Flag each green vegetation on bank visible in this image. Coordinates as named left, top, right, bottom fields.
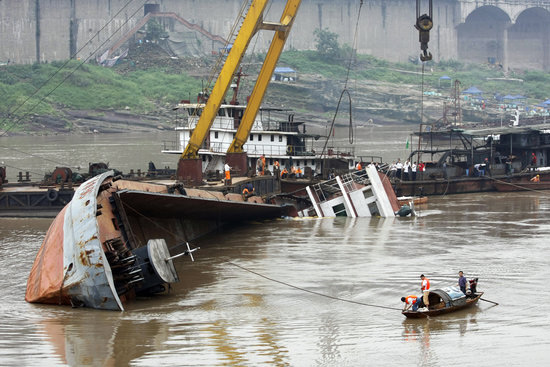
left=2, top=46, right=550, bottom=132
left=279, top=49, right=550, bottom=103
left=0, top=60, right=202, bottom=123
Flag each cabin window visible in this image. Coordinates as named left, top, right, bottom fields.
left=250, top=134, right=254, bottom=141
left=279, top=135, right=283, bottom=142
left=270, top=159, right=273, bottom=165
left=214, top=131, right=219, bottom=139
left=271, top=134, right=275, bottom=142
left=332, top=203, right=347, bottom=217
left=258, top=135, right=262, bottom=141
left=202, top=155, right=207, bottom=162
left=188, top=108, right=201, bottom=116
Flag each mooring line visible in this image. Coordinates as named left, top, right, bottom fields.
left=488, top=175, right=550, bottom=196
left=226, top=261, right=402, bottom=311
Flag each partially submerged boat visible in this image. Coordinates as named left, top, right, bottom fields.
left=288, top=165, right=410, bottom=218
left=402, top=279, right=482, bottom=319
left=25, top=171, right=288, bottom=310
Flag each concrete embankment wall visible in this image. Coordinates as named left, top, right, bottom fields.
left=0, top=0, right=450, bottom=65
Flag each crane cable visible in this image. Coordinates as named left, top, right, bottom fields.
left=0, top=0, right=146, bottom=138
left=227, top=261, right=402, bottom=311
left=321, top=0, right=363, bottom=158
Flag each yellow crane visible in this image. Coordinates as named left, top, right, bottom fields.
left=176, top=0, right=301, bottom=184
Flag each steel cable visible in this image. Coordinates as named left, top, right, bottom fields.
left=227, top=260, right=402, bottom=311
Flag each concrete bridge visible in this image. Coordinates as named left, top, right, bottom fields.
left=455, top=0, right=550, bottom=70
left=1, top=0, right=550, bottom=71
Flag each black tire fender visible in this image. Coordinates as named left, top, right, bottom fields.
left=47, top=188, right=59, bottom=202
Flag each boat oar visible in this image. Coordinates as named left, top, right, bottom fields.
left=480, top=298, right=499, bottom=306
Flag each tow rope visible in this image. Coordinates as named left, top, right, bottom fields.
left=227, top=261, right=402, bottom=311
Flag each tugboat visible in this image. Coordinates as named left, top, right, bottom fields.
left=162, top=90, right=356, bottom=181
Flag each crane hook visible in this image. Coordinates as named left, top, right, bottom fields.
left=415, top=0, right=433, bottom=62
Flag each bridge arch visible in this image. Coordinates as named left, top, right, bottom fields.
left=508, top=7, right=550, bottom=70
left=457, top=6, right=511, bottom=67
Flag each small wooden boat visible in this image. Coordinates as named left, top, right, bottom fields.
left=402, top=280, right=482, bottom=318
left=397, top=196, right=428, bottom=206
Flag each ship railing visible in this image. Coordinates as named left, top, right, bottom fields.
left=174, top=116, right=286, bottom=132
left=311, top=176, right=342, bottom=202
left=350, top=170, right=371, bottom=186
left=321, top=146, right=356, bottom=158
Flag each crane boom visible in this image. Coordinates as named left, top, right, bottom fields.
left=227, top=0, right=301, bottom=154
left=179, top=0, right=269, bottom=160
left=177, top=0, right=302, bottom=184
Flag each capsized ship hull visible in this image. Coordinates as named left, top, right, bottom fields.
left=25, top=171, right=288, bottom=310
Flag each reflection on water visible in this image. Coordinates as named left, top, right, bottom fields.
left=37, top=316, right=169, bottom=366
left=1, top=132, right=550, bottom=366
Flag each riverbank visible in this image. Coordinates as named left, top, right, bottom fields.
left=2, top=44, right=548, bottom=136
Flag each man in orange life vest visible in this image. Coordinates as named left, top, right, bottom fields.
left=401, top=295, right=421, bottom=311
left=420, top=274, right=430, bottom=307
left=224, top=162, right=231, bottom=184
left=242, top=183, right=254, bottom=200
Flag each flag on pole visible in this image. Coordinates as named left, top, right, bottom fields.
left=405, top=138, right=409, bottom=149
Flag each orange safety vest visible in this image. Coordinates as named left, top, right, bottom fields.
left=405, top=295, right=418, bottom=304
left=225, top=170, right=230, bottom=180
left=356, top=163, right=362, bottom=170
left=274, top=161, right=280, bottom=169
left=421, top=278, right=430, bottom=291
left=281, top=169, right=288, bottom=177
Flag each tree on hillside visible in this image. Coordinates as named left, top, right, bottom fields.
left=146, top=20, right=168, bottom=43
left=314, top=28, right=340, bottom=60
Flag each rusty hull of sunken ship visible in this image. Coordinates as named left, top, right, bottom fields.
left=25, top=171, right=289, bottom=311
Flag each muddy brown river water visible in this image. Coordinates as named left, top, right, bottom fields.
left=1, top=128, right=549, bottom=366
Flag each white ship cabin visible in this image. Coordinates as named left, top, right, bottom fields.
left=162, top=101, right=356, bottom=176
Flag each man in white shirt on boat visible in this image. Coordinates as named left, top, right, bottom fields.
left=396, top=159, right=403, bottom=179
left=403, top=160, right=411, bottom=181
left=224, top=162, right=231, bottom=184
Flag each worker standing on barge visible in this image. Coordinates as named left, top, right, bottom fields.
left=224, top=162, right=231, bottom=184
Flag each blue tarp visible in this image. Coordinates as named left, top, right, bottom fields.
left=504, top=94, right=526, bottom=100
left=430, top=286, right=467, bottom=307
left=274, top=67, right=296, bottom=73
left=462, top=86, right=483, bottom=94
left=439, top=75, right=451, bottom=80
